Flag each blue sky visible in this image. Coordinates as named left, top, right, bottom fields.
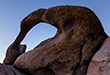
left=0, top=0, right=110, bottom=63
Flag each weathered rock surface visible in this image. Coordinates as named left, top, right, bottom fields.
left=87, top=37, right=110, bottom=75
left=11, top=6, right=107, bottom=75
left=0, top=63, right=26, bottom=75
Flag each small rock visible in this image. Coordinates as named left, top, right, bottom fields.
left=0, top=63, right=26, bottom=75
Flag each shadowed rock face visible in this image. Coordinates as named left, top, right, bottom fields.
left=4, top=6, right=107, bottom=75
left=3, top=44, right=26, bottom=65
left=0, top=64, right=26, bottom=75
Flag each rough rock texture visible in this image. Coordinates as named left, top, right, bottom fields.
left=0, top=63, right=26, bottom=75
left=87, top=37, right=110, bottom=75
left=10, top=6, right=107, bottom=75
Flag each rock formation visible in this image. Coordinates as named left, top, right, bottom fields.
left=87, top=37, right=110, bottom=75
left=3, top=6, right=108, bottom=75
left=0, top=63, right=26, bottom=75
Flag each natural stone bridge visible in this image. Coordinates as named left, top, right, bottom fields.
left=1, top=6, right=108, bottom=75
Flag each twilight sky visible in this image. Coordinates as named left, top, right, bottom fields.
left=0, top=0, right=110, bottom=63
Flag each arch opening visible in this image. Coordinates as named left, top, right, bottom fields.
left=21, top=23, right=57, bottom=51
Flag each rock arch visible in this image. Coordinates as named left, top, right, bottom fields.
left=4, top=6, right=107, bottom=75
